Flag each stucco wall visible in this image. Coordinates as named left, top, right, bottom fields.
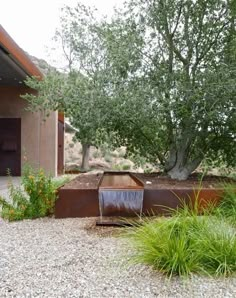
left=0, top=86, right=57, bottom=176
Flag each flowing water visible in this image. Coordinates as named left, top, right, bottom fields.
left=98, top=174, right=144, bottom=219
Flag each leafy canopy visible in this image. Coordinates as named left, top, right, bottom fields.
left=23, top=0, right=236, bottom=179
left=101, top=0, right=236, bottom=179
left=23, top=3, right=111, bottom=147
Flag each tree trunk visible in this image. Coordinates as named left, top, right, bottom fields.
left=81, top=143, right=90, bottom=171
left=165, top=148, right=202, bottom=180
left=167, top=166, right=192, bottom=180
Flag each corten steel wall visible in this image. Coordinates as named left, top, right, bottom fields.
left=55, top=187, right=223, bottom=218
left=56, top=189, right=100, bottom=218
left=0, top=86, right=58, bottom=176
left=55, top=173, right=224, bottom=218
left=142, top=188, right=223, bottom=215
left=57, top=119, right=64, bottom=174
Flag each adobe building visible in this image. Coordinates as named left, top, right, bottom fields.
left=0, top=25, right=64, bottom=176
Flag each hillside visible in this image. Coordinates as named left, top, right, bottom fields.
left=65, top=132, right=155, bottom=173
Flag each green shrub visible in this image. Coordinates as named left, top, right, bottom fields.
left=112, top=164, right=123, bottom=171
left=52, top=175, right=71, bottom=189
left=117, top=147, right=126, bottom=158
left=144, top=167, right=152, bottom=173
left=126, top=217, right=201, bottom=277
left=216, top=183, right=236, bottom=222
left=125, top=198, right=236, bottom=277
left=197, top=220, right=236, bottom=276
left=92, top=150, right=100, bottom=158
left=104, top=153, right=113, bottom=163
left=121, top=164, right=131, bottom=171
left=0, top=165, right=68, bottom=221
left=100, top=143, right=111, bottom=157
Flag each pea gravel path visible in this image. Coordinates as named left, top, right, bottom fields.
left=0, top=218, right=236, bottom=298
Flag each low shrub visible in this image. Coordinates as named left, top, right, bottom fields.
left=116, top=147, right=126, bottom=158
left=104, top=153, right=113, bottom=163
left=125, top=198, right=236, bottom=277
left=92, top=150, right=100, bottom=159
left=112, top=164, right=123, bottom=171
left=0, top=165, right=69, bottom=221
left=121, top=164, right=131, bottom=171
left=216, top=183, right=236, bottom=223
left=126, top=217, right=202, bottom=277
left=198, top=220, right=236, bottom=276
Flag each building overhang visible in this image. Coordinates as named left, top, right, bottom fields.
left=0, top=25, right=43, bottom=86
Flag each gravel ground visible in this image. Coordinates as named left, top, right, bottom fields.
left=0, top=217, right=236, bottom=298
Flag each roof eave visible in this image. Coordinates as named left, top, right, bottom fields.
left=0, top=25, right=44, bottom=80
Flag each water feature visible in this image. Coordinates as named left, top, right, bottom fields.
left=98, top=173, right=144, bottom=221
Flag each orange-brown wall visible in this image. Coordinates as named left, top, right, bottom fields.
left=0, top=86, right=57, bottom=176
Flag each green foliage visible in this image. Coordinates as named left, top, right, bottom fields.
left=201, top=157, right=236, bottom=177
left=111, top=163, right=131, bottom=171
left=100, top=143, right=111, bottom=157
left=102, top=0, right=236, bottom=179
left=23, top=71, right=67, bottom=116
left=129, top=153, right=147, bottom=169
left=144, top=167, right=153, bottom=174
left=111, top=164, right=123, bottom=171
left=23, top=0, right=236, bottom=180
left=52, top=175, right=71, bottom=189
left=117, top=149, right=126, bottom=159
left=92, top=149, right=100, bottom=159
left=198, top=220, right=236, bottom=276
left=23, top=3, right=112, bottom=170
left=104, top=153, right=113, bottom=163
left=216, top=184, right=236, bottom=223
left=0, top=166, right=68, bottom=221
left=230, top=172, right=236, bottom=179
left=121, top=164, right=131, bottom=171
left=125, top=192, right=236, bottom=277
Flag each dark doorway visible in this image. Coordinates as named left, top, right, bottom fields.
left=58, top=120, right=64, bottom=175
left=0, top=118, right=21, bottom=176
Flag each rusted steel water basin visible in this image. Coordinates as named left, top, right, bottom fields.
left=55, top=172, right=230, bottom=218
left=98, top=173, right=144, bottom=217
left=99, top=173, right=143, bottom=189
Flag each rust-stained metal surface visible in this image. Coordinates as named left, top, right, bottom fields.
left=142, top=188, right=223, bottom=215
left=99, top=172, right=144, bottom=217
left=100, top=173, right=143, bottom=190
left=57, top=120, right=64, bottom=175
left=55, top=189, right=100, bottom=218
left=55, top=172, right=227, bottom=218
left=0, top=25, right=43, bottom=80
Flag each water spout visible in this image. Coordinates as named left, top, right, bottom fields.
left=98, top=173, right=144, bottom=219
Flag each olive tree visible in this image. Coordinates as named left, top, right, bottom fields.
left=24, top=0, right=236, bottom=179
left=23, top=3, right=110, bottom=171
left=102, top=0, right=236, bottom=179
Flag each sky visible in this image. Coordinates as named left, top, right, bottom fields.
left=0, top=0, right=124, bottom=66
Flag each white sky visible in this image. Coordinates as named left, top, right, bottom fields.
left=0, top=0, right=124, bottom=66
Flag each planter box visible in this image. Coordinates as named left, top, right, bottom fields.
left=55, top=189, right=100, bottom=218
left=142, top=188, right=223, bottom=215
left=55, top=172, right=227, bottom=218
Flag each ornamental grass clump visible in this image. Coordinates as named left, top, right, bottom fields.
left=125, top=197, right=236, bottom=278
left=216, top=183, right=236, bottom=223
left=127, top=216, right=203, bottom=277
left=0, top=165, right=67, bottom=221
left=197, top=219, right=236, bottom=276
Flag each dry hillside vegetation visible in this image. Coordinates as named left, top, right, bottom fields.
left=65, top=132, right=155, bottom=173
